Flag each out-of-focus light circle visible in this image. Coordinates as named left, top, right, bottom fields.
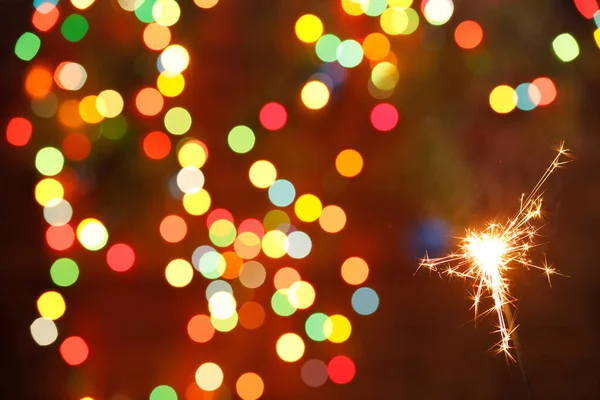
left=274, top=267, right=301, bottom=290
left=209, top=219, right=237, bottom=247
left=160, top=214, right=187, bottom=243
left=552, top=33, right=579, bottom=62
left=71, top=0, right=95, bottom=10
left=262, top=230, right=287, bottom=258
left=236, top=372, right=264, bottom=400
left=177, top=166, right=204, bottom=194
left=35, top=147, right=64, bottom=176
left=362, top=32, right=390, bottom=61
left=96, top=89, right=124, bottom=118
left=79, top=95, right=103, bottom=124
left=37, top=291, right=65, bottom=320
left=164, top=107, right=191, bottom=135
left=454, top=20, right=483, bottom=49
left=194, top=0, right=219, bottom=8
left=318, top=205, right=347, bottom=233
left=26, top=66, right=53, bottom=99
left=33, top=5, right=60, bottom=32
left=46, top=224, right=75, bottom=251
left=336, top=39, right=364, bottom=68
left=209, top=291, right=236, bottom=319
left=15, top=32, right=41, bottom=61
left=106, top=243, right=135, bottom=272
left=276, top=333, right=305, bottom=362
left=271, top=289, right=296, bottom=316
left=341, top=256, right=369, bottom=285
left=249, top=160, right=277, bottom=189
left=50, top=258, right=79, bottom=287
left=301, top=81, right=330, bottom=110
left=60, top=336, right=89, bottom=365
left=361, top=0, right=387, bottom=16
left=371, top=62, right=399, bottom=90
left=238, top=301, right=265, bottom=329
left=150, top=385, right=177, bottom=400
left=205, top=280, right=233, bottom=301
left=286, top=231, right=312, bottom=259
left=144, top=22, right=171, bottom=51
left=515, top=83, right=540, bottom=111
left=188, top=314, right=215, bottom=343
left=324, top=314, right=352, bottom=343
left=61, top=14, right=89, bottom=42
left=178, top=140, right=208, bottom=168
left=35, top=178, right=64, bottom=206
left=234, top=231, right=261, bottom=259
left=268, top=179, right=296, bottom=207
left=370, top=103, right=399, bottom=131
left=294, top=194, right=322, bottom=222
left=55, top=62, right=87, bottom=91
left=288, top=281, right=315, bottom=309
left=239, top=261, right=266, bottom=289
left=198, top=251, right=226, bottom=279
left=183, top=188, right=211, bottom=216
left=195, top=362, right=223, bottom=391
left=380, top=7, right=409, bottom=35
left=424, top=0, right=454, bottom=26
left=263, top=209, right=290, bottom=233
left=143, top=131, right=171, bottom=160
left=211, top=311, right=238, bottom=332
left=531, top=77, right=557, bottom=106
left=295, top=14, right=323, bottom=43
left=62, top=133, right=90, bottom=161
left=76, top=218, right=108, bottom=251
left=301, top=359, right=328, bottom=387
left=44, top=199, right=73, bottom=226
left=305, top=312, right=328, bottom=342
left=30, top=317, right=58, bottom=346
left=328, top=355, right=356, bottom=384
left=160, top=44, right=190, bottom=74
left=228, top=125, right=255, bottom=154
left=489, top=85, right=516, bottom=114
left=335, top=149, right=363, bottom=177
left=6, top=117, right=32, bottom=146
left=352, top=287, right=380, bottom=315
left=136, top=87, right=164, bottom=116
left=315, top=34, right=341, bottom=62
left=259, top=102, right=287, bottom=131
left=152, top=0, right=180, bottom=27
left=165, top=259, right=193, bottom=287
left=341, top=0, right=363, bottom=16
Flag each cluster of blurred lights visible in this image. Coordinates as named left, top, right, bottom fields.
left=489, top=77, right=557, bottom=114
left=12, top=0, right=386, bottom=398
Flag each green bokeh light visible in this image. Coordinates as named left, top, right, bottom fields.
left=336, top=39, right=364, bottom=68
left=15, top=32, right=41, bottom=61
left=305, top=312, right=328, bottom=342
left=149, top=385, right=177, bottom=400
left=164, top=107, right=192, bottom=135
left=271, top=290, right=296, bottom=317
left=227, top=125, right=255, bottom=154
left=61, top=14, right=89, bottom=43
left=315, top=34, right=341, bottom=63
left=50, top=258, right=79, bottom=287
left=35, top=147, right=64, bottom=177
left=552, top=33, right=579, bottom=62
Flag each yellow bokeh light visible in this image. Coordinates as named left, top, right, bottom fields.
left=76, top=218, right=109, bottom=251
left=295, top=14, right=323, bottom=43
left=324, top=314, right=352, bottom=343
left=96, top=89, right=124, bottom=118
left=35, top=178, right=64, bottom=206
left=71, top=0, right=95, bottom=10
left=372, top=61, right=399, bottom=91
left=287, top=281, right=315, bottom=310
left=161, top=44, right=190, bottom=75
left=194, top=0, right=219, bottom=8
left=178, top=141, right=208, bottom=168
left=157, top=72, right=185, bottom=97
left=153, top=0, right=181, bottom=27
left=341, top=0, right=363, bottom=16
left=276, top=333, right=305, bottom=362
left=195, top=362, right=224, bottom=392
left=79, top=95, right=104, bottom=124
left=262, top=230, right=287, bottom=258
left=318, top=205, right=347, bottom=233
left=380, top=7, right=409, bottom=35
left=183, top=189, right=211, bottom=216
left=37, top=291, right=66, bottom=320
left=294, top=194, right=322, bottom=222
left=489, top=85, right=517, bottom=114
left=335, top=149, right=364, bottom=178
left=165, top=259, right=194, bottom=287
left=388, top=0, right=413, bottom=8
left=301, top=81, right=330, bottom=110
left=209, top=291, right=237, bottom=320
left=249, top=160, right=277, bottom=189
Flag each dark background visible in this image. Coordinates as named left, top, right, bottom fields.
left=2, top=0, right=600, bottom=399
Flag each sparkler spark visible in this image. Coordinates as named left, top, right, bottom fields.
left=420, top=144, right=569, bottom=358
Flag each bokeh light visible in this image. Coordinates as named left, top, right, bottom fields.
left=276, top=333, right=305, bottom=362
left=259, top=102, right=287, bottom=131
left=301, top=80, right=330, bottom=110
left=165, top=259, right=194, bottom=287
left=249, top=160, right=277, bottom=189
left=76, top=218, right=109, bottom=251
left=335, top=149, right=363, bottom=177
left=50, top=258, right=79, bottom=287
left=106, top=243, right=135, bottom=272
left=454, top=20, right=483, bottom=49
left=294, top=194, right=322, bottom=222
left=327, top=355, right=356, bottom=384
left=489, top=85, right=517, bottom=114
left=236, top=372, right=264, bottom=400
left=324, top=314, right=352, bottom=343
left=60, top=336, right=89, bottom=365
left=352, top=287, right=380, bottom=315
left=295, top=14, right=323, bottom=43
left=195, top=362, right=224, bottom=391
left=30, top=317, right=58, bottom=346
left=552, top=33, right=579, bottom=62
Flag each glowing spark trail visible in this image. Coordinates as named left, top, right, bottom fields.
left=420, top=144, right=569, bottom=359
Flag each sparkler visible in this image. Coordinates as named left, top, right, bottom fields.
left=420, top=144, right=569, bottom=360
